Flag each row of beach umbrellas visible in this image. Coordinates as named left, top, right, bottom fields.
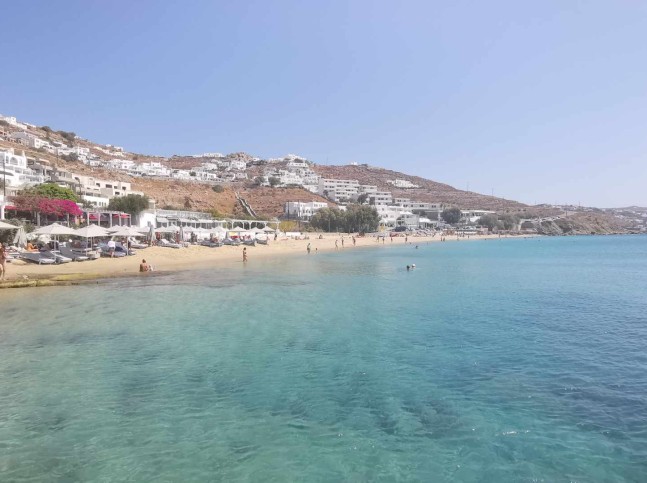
left=0, top=221, right=277, bottom=245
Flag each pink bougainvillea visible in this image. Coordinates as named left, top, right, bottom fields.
left=38, top=198, right=83, bottom=217
left=11, top=195, right=82, bottom=217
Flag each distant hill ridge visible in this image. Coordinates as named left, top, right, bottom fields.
left=0, top=114, right=531, bottom=212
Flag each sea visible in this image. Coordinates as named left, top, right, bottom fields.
left=1, top=235, right=646, bottom=482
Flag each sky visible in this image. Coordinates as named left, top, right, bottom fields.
left=2, top=1, right=646, bottom=207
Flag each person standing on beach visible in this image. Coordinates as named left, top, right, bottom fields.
left=107, top=239, right=116, bottom=258
left=307, top=243, right=311, bottom=254
left=335, top=240, right=339, bottom=250
left=243, top=247, right=248, bottom=263
left=352, top=236, right=356, bottom=246
left=0, top=243, right=8, bottom=281
left=341, top=238, right=344, bottom=248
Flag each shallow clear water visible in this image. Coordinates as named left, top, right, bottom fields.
left=1, top=235, right=647, bottom=481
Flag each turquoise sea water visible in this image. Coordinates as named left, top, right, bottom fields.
left=1, top=235, right=647, bottom=482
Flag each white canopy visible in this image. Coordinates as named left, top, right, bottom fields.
left=110, top=226, right=145, bottom=237
left=13, top=226, right=27, bottom=247
left=155, top=225, right=179, bottom=233
left=33, top=223, right=78, bottom=236
left=0, top=220, right=17, bottom=230
left=75, top=225, right=110, bottom=238
left=262, top=226, right=275, bottom=232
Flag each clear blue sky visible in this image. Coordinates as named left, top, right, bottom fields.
left=2, top=1, right=646, bottom=207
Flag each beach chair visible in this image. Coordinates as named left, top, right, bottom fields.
left=41, top=250, right=73, bottom=264
left=20, top=252, right=57, bottom=265
left=59, top=246, right=90, bottom=262
left=159, top=239, right=182, bottom=249
left=98, top=243, right=127, bottom=257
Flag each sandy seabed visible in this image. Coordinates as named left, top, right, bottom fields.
left=0, top=233, right=511, bottom=290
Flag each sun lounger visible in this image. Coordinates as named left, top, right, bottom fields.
left=256, top=238, right=268, bottom=245
left=199, top=240, right=223, bottom=248
left=20, top=252, right=57, bottom=265
left=242, top=239, right=256, bottom=246
left=97, top=243, right=128, bottom=257
left=59, top=246, right=90, bottom=262
left=159, top=239, right=182, bottom=249
left=41, top=250, right=73, bottom=264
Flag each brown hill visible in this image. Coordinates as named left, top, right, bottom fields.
left=312, top=164, right=526, bottom=211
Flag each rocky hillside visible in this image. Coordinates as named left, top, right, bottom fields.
left=0, top=118, right=636, bottom=232
left=311, top=164, right=526, bottom=211
left=534, top=213, right=631, bottom=235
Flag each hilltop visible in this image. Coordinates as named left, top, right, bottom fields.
left=1, top=115, right=641, bottom=233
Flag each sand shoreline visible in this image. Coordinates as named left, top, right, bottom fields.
left=0, top=233, right=520, bottom=290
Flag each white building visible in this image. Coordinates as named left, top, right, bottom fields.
left=388, top=179, right=419, bottom=189
left=359, top=185, right=378, bottom=195
left=9, top=131, right=53, bottom=150
left=369, top=191, right=393, bottom=206
left=223, top=160, right=247, bottom=171
left=133, top=161, right=170, bottom=177
left=0, top=115, right=28, bottom=130
left=318, top=178, right=360, bottom=203
left=171, top=169, right=192, bottom=180
left=0, top=148, right=47, bottom=188
left=106, top=159, right=137, bottom=171
left=461, top=209, right=495, bottom=223
left=284, top=201, right=328, bottom=220
left=374, top=205, right=410, bottom=227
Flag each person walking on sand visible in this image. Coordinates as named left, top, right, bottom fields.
left=107, top=239, right=116, bottom=258
left=335, top=240, right=339, bottom=250
left=352, top=236, right=356, bottom=246
left=341, top=238, right=344, bottom=248
left=0, top=243, right=8, bottom=281
left=307, top=243, right=311, bottom=254
left=243, top=247, right=248, bottom=263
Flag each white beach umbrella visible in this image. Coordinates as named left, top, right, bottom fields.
left=33, top=223, right=78, bottom=236
left=75, top=225, right=110, bottom=238
left=262, top=226, right=275, bottom=232
left=110, top=226, right=145, bottom=237
left=0, top=220, right=17, bottom=230
left=12, top=226, right=27, bottom=248
left=155, top=225, right=178, bottom=234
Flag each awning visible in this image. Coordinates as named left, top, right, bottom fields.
left=156, top=217, right=168, bottom=223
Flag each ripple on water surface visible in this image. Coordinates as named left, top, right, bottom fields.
left=1, top=235, right=647, bottom=481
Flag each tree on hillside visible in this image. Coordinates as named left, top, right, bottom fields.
left=441, top=207, right=462, bottom=224
left=108, top=194, right=150, bottom=217
left=347, top=205, right=380, bottom=232
left=310, top=206, right=379, bottom=233
left=356, top=193, right=369, bottom=205
left=60, top=153, right=79, bottom=162
left=310, top=207, right=343, bottom=232
left=212, top=185, right=224, bottom=193
left=499, top=214, right=520, bottom=230
left=28, top=183, right=79, bottom=202
left=477, top=214, right=501, bottom=231
left=268, top=176, right=280, bottom=187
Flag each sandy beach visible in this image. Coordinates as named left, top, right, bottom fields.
left=0, top=233, right=512, bottom=289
